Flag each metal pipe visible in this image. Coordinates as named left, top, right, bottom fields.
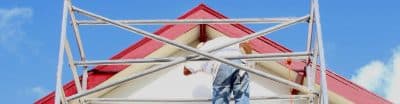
left=76, top=17, right=306, bottom=25
left=246, top=56, right=308, bottom=62
left=67, top=0, right=89, bottom=91
left=68, top=2, right=87, bottom=60
left=313, top=0, right=329, bottom=103
left=64, top=38, right=83, bottom=92
left=310, top=36, right=319, bottom=93
left=85, top=95, right=310, bottom=102
left=60, top=87, right=67, bottom=104
left=67, top=6, right=309, bottom=101
left=306, top=0, right=316, bottom=91
left=306, top=0, right=315, bottom=53
left=82, top=68, right=89, bottom=91
left=75, top=52, right=311, bottom=66
left=55, top=0, right=69, bottom=103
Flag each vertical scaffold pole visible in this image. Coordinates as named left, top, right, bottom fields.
left=306, top=0, right=315, bottom=90
left=55, top=0, right=69, bottom=103
left=306, top=0, right=317, bottom=103
left=313, top=0, right=329, bottom=103
left=67, top=0, right=90, bottom=91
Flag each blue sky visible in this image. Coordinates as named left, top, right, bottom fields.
left=1, top=0, right=399, bottom=103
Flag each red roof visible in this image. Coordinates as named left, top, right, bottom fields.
left=35, top=4, right=391, bottom=104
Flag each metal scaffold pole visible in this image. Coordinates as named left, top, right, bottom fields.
left=85, top=95, right=312, bottom=103
left=66, top=0, right=90, bottom=91
left=75, top=52, right=311, bottom=66
left=55, top=0, right=69, bottom=103
left=76, top=17, right=305, bottom=25
left=313, top=0, right=329, bottom=103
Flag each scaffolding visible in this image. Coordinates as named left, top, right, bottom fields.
left=54, top=0, right=329, bottom=104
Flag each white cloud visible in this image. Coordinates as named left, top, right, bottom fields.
left=0, top=7, right=40, bottom=59
left=384, top=48, right=400, bottom=103
left=351, top=46, right=400, bottom=103
left=350, top=61, right=386, bottom=91
left=30, top=86, right=50, bottom=97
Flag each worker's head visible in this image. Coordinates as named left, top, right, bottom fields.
left=239, top=42, right=252, bottom=54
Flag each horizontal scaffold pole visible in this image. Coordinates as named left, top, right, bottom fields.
left=77, top=17, right=307, bottom=25
left=85, top=95, right=311, bottom=103
left=75, top=52, right=311, bottom=66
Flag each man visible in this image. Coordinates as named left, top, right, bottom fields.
left=183, top=36, right=253, bottom=104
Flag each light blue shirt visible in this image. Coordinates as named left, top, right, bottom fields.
left=185, top=37, right=247, bottom=77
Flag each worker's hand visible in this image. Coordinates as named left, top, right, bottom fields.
left=183, top=66, right=192, bottom=76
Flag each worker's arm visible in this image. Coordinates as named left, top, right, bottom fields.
left=183, top=61, right=217, bottom=76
